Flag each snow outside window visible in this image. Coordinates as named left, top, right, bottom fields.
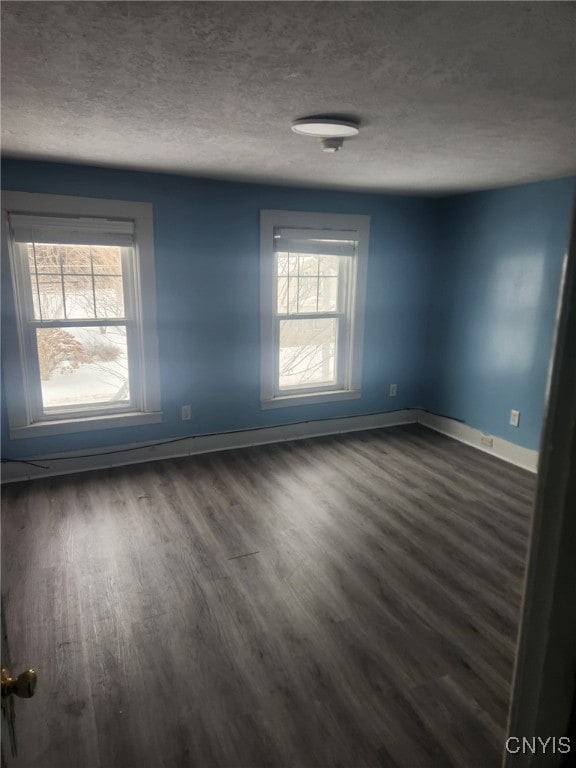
left=3, top=194, right=161, bottom=437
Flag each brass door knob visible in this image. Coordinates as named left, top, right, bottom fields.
left=1, top=667, right=37, bottom=698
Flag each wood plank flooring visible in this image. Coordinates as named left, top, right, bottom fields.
left=1, top=424, right=535, bottom=768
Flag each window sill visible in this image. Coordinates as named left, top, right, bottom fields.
left=260, top=390, right=361, bottom=409
left=10, top=411, right=163, bottom=439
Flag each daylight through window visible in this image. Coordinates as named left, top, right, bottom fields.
left=8, top=214, right=140, bottom=421
left=260, top=211, right=369, bottom=408
left=26, top=242, right=131, bottom=412
left=274, top=229, right=357, bottom=392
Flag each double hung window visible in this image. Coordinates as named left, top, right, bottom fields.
left=3, top=193, right=161, bottom=437
left=260, top=211, right=369, bottom=408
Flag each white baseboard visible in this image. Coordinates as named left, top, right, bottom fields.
left=1, top=410, right=415, bottom=483
left=0, top=408, right=539, bottom=483
left=416, top=410, right=539, bottom=473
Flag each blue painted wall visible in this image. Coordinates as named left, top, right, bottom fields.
left=422, top=178, right=575, bottom=450
left=2, top=162, right=573, bottom=460
left=1, top=160, right=435, bottom=459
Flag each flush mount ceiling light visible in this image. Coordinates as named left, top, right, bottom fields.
left=291, top=118, right=360, bottom=153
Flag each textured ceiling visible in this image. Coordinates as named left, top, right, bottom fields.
left=2, top=1, right=575, bottom=194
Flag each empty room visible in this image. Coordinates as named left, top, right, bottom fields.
left=1, top=2, right=575, bottom=767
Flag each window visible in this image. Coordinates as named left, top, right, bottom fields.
left=260, top=210, right=369, bottom=408
left=3, top=192, right=161, bottom=437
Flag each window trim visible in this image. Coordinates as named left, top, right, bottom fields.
left=2, top=192, right=162, bottom=438
left=260, top=210, right=369, bottom=409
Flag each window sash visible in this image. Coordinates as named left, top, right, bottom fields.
left=274, top=313, right=348, bottom=396
left=275, top=251, right=350, bottom=312
left=12, top=242, right=142, bottom=422
left=39, top=362, right=134, bottom=422
left=23, top=242, right=128, bottom=323
left=273, top=247, right=352, bottom=396
left=19, top=321, right=138, bottom=422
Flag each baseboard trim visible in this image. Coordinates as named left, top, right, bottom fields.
left=1, top=408, right=539, bottom=483
left=1, top=410, right=415, bottom=483
left=415, top=410, right=539, bottom=473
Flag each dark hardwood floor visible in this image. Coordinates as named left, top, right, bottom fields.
left=1, top=424, right=535, bottom=768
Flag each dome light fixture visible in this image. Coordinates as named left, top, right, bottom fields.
left=291, top=117, right=360, bottom=153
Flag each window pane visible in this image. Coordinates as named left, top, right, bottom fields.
left=279, top=318, right=337, bottom=389
left=94, top=276, right=125, bottom=318
left=92, top=246, right=122, bottom=275
left=298, top=254, right=318, bottom=276
left=24, top=243, right=126, bottom=321
left=318, top=255, right=339, bottom=277
left=297, top=277, right=318, bottom=312
left=64, top=276, right=96, bottom=318
left=37, top=275, right=65, bottom=320
left=28, top=244, right=59, bottom=273
left=60, top=246, right=92, bottom=274
left=277, top=253, right=289, bottom=277
left=318, top=276, right=338, bottom=312
left=287, top=277, right=298, bottom=313
left=36, top=326, right=130, bottom=411
left=277, top=277, right=288, bottom=314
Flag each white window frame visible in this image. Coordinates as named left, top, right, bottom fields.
left=2, top=192, right=162, bottom=438
left=260, top=210, right=369, bottom=409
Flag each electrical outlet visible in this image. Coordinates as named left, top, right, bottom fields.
left=480, top=435, right=494, bottom=447
left=389, top=383, right=397, bottom=397
left=510, top=409, right=520, bottom=427
left=181, top=405, right=191, bottom=421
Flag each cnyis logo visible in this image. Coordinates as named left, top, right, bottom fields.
left=506, top=736, right=571, bottom=755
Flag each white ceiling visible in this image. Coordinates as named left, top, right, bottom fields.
left=2, top=1, right=575, bottom=194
